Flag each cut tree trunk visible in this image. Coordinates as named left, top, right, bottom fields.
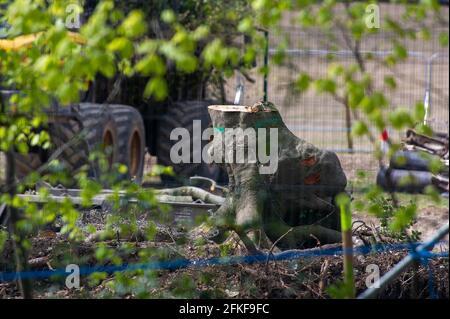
left=204, top=102, right=347, bottom=250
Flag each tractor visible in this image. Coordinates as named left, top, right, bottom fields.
left=0, top=0, right=260, bottom=186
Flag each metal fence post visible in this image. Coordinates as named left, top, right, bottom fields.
left=357, top=223, right=449, bottom=299
left=423, top=53, right=440, bottom=125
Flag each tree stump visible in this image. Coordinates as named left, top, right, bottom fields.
left=206, top=102, right=347, bottom=250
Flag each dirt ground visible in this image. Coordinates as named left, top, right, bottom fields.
left=0, top=205, right=448, bottom=299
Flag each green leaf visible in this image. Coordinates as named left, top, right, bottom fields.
left=99, top=61, right=116, bottom=78
left=428, top=157, right=443, bottom=175
left=420, top=0, right=440, bottom=10
left=143, top=77, right=168, bottom=101
left=358, top=96, right=373, bottom=113
left=161, top=10, right=176, bottom=24
left=252, top=0, right=270, bottom=11
left=202, top=39, right=226, bottom=68
left=328, top=280, right=355, bottom=299
left=119, top=10, right=146, bottom=38
left=348, top=85, right=365, bottom=109
left=414, top=102, right=426, bottom=122
left=439, top=32, right=449, bottom=47
left=418, top=28, right=431, bottom=41
left=88, top=272, right=108, bottom=286
left=328, top=63, right=344, bottom=78
left=384, top=75, right=397, bottom=89
left=390, top=203, right=417, bottom=233
left=388, top=109, right=414, bottom=129
left=415, top=123, right=433, bottom=137
left=86, top=224, right=97, bottom=234
left=118, top=164, right=128, bottom=174
left=393, top=43, right=408, bottom=60
left=352, top=121, right=368, bottom=137
left=317, top=6, right=332, bottom=25
left=176, top=55, right=198, bottom=73
left=107, top=37, right=134, bottom=59
left=135, top=54, right=166, bottom=76
left=372, top=92, right=387, bottom=109
left=314, top=79, right=336, bottom=95
left=296, top=73, right=311, bottom=92
left=238, top=17, right=254, bottom=33
left=30, top=134, right=40, bottom=146
left=34, top=55, right=53, bottom=73
left=137, top=40, right=158, bottom=55
left=192, top=26, right=210, bottom=41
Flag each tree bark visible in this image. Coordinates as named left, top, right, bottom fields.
left=204, top=102, right=347, bottom=250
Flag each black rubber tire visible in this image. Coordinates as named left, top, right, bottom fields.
left=47, top=114, right=90, bottom=175
left=156, top=100, right=228, bottom=184
left=13, top=104, right=120, bottom=184
left=110, top=105, right=146, bottom=184
left=14, top=152, right=43, bottom=180
left=49, top=103, right=119, bottom=180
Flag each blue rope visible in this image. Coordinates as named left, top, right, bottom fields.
left=409, top=246, right=447, bottom=299
left=0, top=241, right=447, bottom=284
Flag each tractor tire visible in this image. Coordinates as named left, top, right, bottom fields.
left=110, top=105, right=146, bottom=184
left=156, top=100, right=228, bottom=184
left=14, top=104, right=118, bottom=184
left=14, top=152, right=43, bottom=180
left=49, top=103, right=119, bottom=180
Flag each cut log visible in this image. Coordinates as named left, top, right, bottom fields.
left=204, top=102, right=347, bottom=250
left=155, top=186, right=225, bottom=205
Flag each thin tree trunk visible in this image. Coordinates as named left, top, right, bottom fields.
left=344, top=103, right=354, bottom=152
left=6, top=151, right=33, bottom=299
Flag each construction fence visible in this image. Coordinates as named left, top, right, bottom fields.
left=226, top=14, right=449, bottom=156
